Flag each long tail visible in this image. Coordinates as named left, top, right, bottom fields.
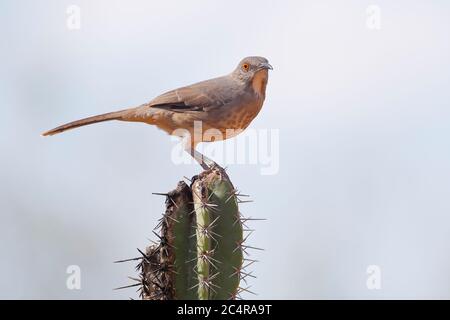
left=42, top=109, right=133, bottom=136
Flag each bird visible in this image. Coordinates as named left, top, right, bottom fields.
left=42, top=56, right=272, bottom=169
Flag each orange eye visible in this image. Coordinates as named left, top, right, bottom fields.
left=242, top=63, right=249, bottom=71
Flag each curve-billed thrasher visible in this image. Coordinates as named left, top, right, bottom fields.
left=43, top=56, right=272, bottom=169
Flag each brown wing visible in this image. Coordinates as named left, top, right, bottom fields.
left=147, top=76, right=237, bottom=113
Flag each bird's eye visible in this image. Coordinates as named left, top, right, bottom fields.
left=242, top=63, right=250, bottom=72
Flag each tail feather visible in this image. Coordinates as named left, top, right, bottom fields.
left=42, top=109, right=129, bottom=136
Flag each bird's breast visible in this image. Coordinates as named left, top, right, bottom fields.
left=207, top=98, right=263, bottom=140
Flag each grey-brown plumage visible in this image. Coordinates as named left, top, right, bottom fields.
left=42, top=56, right=272, bottom=168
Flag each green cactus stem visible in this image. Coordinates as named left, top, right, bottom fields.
left=135, top=166, right=249, bottom=300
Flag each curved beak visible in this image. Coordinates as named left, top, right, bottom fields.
left=259, top=62, right=273, bottom=70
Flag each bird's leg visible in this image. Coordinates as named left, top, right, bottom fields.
left=183, top=140, right=218, bottom=170
left=185, top=147, right=218, bottom=170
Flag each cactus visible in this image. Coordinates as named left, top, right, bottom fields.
left=119, top=166, right=258, bottom=300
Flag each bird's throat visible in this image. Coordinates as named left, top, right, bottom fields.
left=251, top=70, right=268, bottom=99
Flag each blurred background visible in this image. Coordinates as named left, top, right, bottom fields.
left=1, top=0, right=450, bottom=299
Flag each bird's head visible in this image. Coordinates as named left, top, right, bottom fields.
left=233, top=56, right=273, bottom=97
left=233, top=56, right=273, bottom=79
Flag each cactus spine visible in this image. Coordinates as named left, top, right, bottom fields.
left=131, top=166, right=250, bottom=300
